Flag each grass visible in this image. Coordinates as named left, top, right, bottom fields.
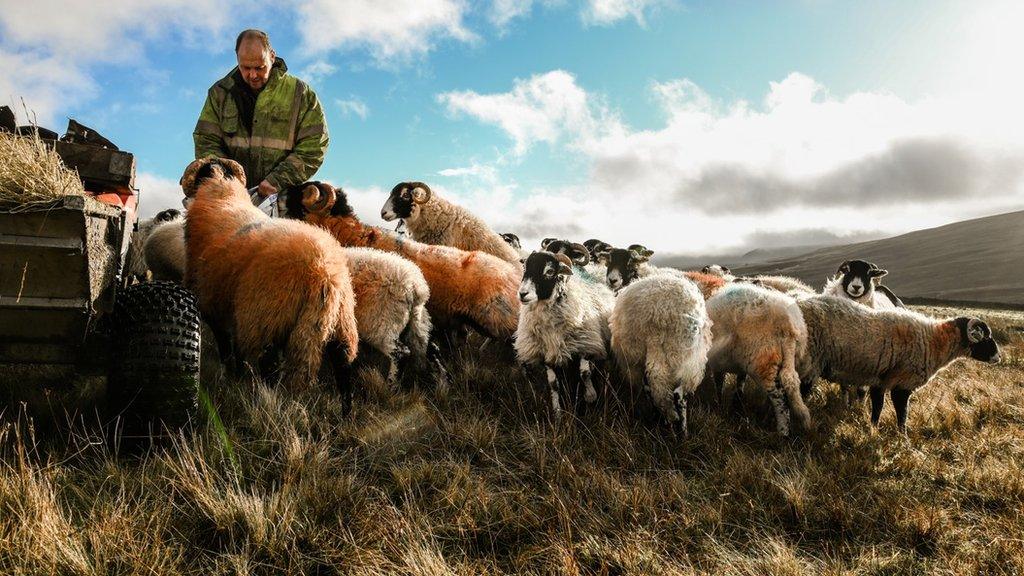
left=1, top=305, right=1023, bottom=574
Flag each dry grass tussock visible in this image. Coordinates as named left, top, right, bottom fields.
left=1, top=305, right=1023, bottom=574
left=0, top=131, right=85, bottom=212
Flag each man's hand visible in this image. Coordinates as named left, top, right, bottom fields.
left=257, top=179, right=278, bottom=197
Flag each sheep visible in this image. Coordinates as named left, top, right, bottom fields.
left=125, top=208, right=181, bottom=282
left=822, top=259, right=904, bottom=309
left=740, top=275, right=816, bottom=296
left=515, top=251, right=616, bottom=418
left=610, top=274, right=713, bottom=435
left=583, top=239, right=612, bottom=259
left=284, top=182, right=521, bottom=341
left=795, top=295, right=1000, bottom=431
left=598, top=246, right=688, bottom=292
left=704, top=283, right=811, bottom=436
left=700, top=264, right=736, bottom=281
left=380, top=181, right=522, bottom=266
left=542, top=239, right=607, bottom=285
left=343, top=246, right=448, bottom=392
left=180, top=158, right=359, bottom=408
left=143, top=217, right=186, bottom=282
left=500, top=232, right=530, bottom=263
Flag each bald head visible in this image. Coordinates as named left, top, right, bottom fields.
left=235, top=29, right=275, bottom=91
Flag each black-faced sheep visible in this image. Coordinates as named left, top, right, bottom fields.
left=284, top=182, right=521, bottom=341
left=125, top=208, right=181, bottom=282
left=143, top=216, right=186, bottom=283
left=822, top=259, right=904, bottom=309
left=381, top=182, right=522, bottom=266
left=180, top=158, right=359, bottom=408
left=515, top=251, right=616, bottom=418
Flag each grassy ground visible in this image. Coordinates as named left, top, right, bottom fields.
left=1, top=305, right=1023, bottom=575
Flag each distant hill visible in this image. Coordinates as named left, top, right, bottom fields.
left=731, top=210, right=1024, bottom=306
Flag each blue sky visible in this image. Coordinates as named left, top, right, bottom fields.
left=2, top=0, right=1022, bottom=255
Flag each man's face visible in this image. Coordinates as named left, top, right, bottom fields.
left=237, top=40, right=274, bottom=91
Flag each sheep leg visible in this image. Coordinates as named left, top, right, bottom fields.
left=579, top=358, right=598, bottom=404
left=799, top=377, right=816, bottom=399
left=869, top=387, right=885, bottom=426
left=890, top=388, right=911, bottom=431
left=731, top=373, right=747, bottom=412
left=713, top=372, right=727, bottom=405
left=671, top=387, right=689, bottom=437
left=326, top=340, right=355, bottom=416
left=767, top=385, right=791, bottom=438
left=426, top=340, right=450, bottom=395
left=545, top=364, right=563, bottom=421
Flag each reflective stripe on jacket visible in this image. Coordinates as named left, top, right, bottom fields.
left=193, top=58, right=328, bottom=191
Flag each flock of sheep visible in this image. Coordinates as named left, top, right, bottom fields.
left=131, top=156, right=1002, bottom=436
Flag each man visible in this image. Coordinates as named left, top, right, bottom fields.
left=193, top=29, right=328, bottom=210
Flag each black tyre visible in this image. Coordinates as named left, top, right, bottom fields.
left=107, top=281, right=201, bottom=435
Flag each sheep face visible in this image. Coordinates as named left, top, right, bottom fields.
left=543, top=239, right=590, bottom=266
left=500, top=233, right=522, bottom=250
left=956, top=317, right=1001, bottom=363
left=836, top=259, right=887, bottom=299
left=154, top=208, right=181, bottom=223
left=601, top=248, right=645, bottom=292
left=180, top=157, right=247, bottom=199
left=519, top=251, right=572, bottom=303
left=381, top=181, right=430, bottom=223
left=282, top=181, right=354, bottom=219
left=583, top=239, right=612, bottom=260
left=701, top=264, right=731, bottom=277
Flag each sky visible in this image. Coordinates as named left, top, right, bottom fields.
left=2, top=0, right=1023, bottom=257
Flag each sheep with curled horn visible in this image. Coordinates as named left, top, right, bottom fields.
left=380, top=181, right=522, bottom=266
left=283, top=181, right=522, bottom=343
left=181, top=158, right=359, bottom=408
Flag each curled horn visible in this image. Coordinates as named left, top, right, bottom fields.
left=412, top=183, right=433, bottom=204
left=553, top=252, right=574, bottom=275
left=179, top=158, right=212, bottom=197
left=302, top=184, right=337, bottom=214
left=220, top=158, right=246, bottom=186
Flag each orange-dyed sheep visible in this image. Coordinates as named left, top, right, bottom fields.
left=284, top=182, right=521, bottom=341
left=180, top=159, right=359, bottom=408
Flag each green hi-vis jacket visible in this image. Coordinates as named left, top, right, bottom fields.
left=193, top=58, right=328, bottom=191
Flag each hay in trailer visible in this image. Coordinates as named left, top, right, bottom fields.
left=0, top=130, right=85, bottom=212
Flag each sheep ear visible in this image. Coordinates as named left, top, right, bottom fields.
left=411, top=184, right=432, bottom=204
left=837, top=260, right=851, bottom=274
left=967, top=318, right=990, bottom=343
left=869, top=268, right=888, bottom=278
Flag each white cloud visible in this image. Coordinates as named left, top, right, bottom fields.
left=294, top=0, right=477, bottom=66
left=300, top=60, right=338, bottom=84
left=0, top=49, right=96, bottom=125
left=136, top=172, right=186, bottom=219
left=436, top=70, right=1024, bottom=254
left=336, top=97, right=370, bottom=120
left=581, top=0, right=675, bottom=26
left=439, top=163, right=500, bottom=184
left=437, top=70, right=623, bottom=155
left=489, top=0, right=536, bottom=27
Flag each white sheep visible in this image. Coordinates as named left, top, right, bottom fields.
left=705, top=283, right=811, bottom=436
left=125, top=208, right=181, bottom=282
left=609, top=274, right=713, bottom=435
left=143, top=217, right=186, bottom=283
left=795, top=295, right=1000, bottom=431
left=700, top=264, right=736, bottom=281
left=515, top=251, right=616, bottom=418
left=381, top=181, right=522, bottom=266
left=344, top=247, right=447, bottom=391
